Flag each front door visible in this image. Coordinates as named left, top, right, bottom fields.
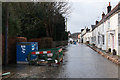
left=112, top=35, right=114, bottom=50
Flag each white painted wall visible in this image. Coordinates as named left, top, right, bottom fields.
left=90, top=11, right=120, bottom=55
left=106, top=13, right=119, bottom=54
left=118, top=12, right=120, bottom=55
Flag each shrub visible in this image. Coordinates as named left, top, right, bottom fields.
left=113, top=49, right=117, bottom=55
left=108, top=48, right=111, bottom=53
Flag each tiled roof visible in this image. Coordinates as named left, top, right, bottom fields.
left=95, top=2, right=120, bottom=28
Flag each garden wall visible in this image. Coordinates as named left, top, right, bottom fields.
left=28, top=37, right=53, bottom=49
left=2, top=35, right=27, bottom=64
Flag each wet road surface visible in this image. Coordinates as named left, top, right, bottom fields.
left=3, top=44, right=119, bottom=78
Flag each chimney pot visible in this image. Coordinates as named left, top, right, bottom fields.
left=102, top=12, right=105, bottom=19
left=107, top=2, right=111, bottom=13
left=96, top=20, right=99, bottom=25
left=109, top=2, right=111, bottom=6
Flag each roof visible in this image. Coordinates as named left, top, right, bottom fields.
left=95, top=2, right=120, bottom=28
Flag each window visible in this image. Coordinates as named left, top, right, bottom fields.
left=108, top=34, right=110, bottom=46
left=118, top=13, right=120, bottom=26
left=102, top=24, right=104, bottom=32
left=94, top=36, right=96, bottom=42
left=118, top=33, right=120, bottom=46
left=102, top=35, right=104, bottom=45
left=98, top=36, right=100, bottom=44
left=91, top=37, right=93, bottom=42
left=108, top=19, right=110, bottom=27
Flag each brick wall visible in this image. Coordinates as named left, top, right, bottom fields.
left=2, top=35, right=27, bottom=65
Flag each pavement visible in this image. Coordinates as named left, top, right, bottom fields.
left=86, top=43, right=120, bottom=65
left=2, top=43, right=119, bottom=79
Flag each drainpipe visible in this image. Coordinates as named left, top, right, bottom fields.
left=112, top=35, right=114, bottom=49
left=5, top=2, right=8, bottom=65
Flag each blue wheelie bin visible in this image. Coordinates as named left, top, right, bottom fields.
left=16, top=42, right=38, bottom=63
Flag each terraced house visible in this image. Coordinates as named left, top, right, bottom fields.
left=80, top=27, right=90, bottom=43
left=91, top=2, right=120, bottom=55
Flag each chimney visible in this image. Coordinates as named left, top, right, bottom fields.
left=102, top=12, right=105, bottom=19
left=96, top=20, right=99, bottom=25
left=107, top=2, right=111, bottom=13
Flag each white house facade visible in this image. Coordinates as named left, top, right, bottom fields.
left=81, top=2, right=120, bottom=55
left=92, top=2, right=120, bottom=55
left=80, top=27, right=90, bottom=43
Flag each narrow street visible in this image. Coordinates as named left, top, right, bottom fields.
left=2, top=1, right=120, bottom=80
left=3, top=43, right=118, bottom=78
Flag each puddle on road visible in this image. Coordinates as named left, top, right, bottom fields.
left=3, top=59, right=68, bottom=78
left=2, top=44, right=118, bottom=78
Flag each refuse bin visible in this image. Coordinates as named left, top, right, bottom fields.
left=16, top=42, right=38, bottom=63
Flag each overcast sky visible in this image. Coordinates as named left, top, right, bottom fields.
left=67, top=0, right=120, bottom=34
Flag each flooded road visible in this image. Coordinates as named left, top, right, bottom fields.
left=3, top=44, right=118, bottom=78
